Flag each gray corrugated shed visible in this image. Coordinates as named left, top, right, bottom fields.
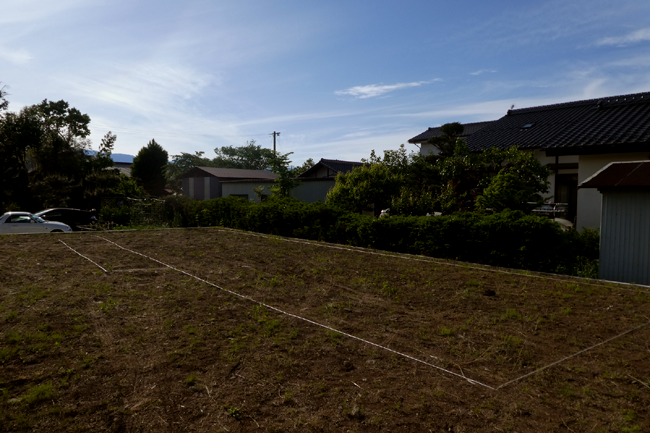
left=580, top=161, right=650, bottom=285
left=599, top=191, right=650, bottom=285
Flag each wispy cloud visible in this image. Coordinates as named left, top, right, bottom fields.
left=335, top=80, right=437, bottom=99
left=469, top=69, right=497, bottom=76
left=0, top=45, right=32, bottom=64
left=596, top=28, right=650, bottom=46
left=70, top=62, right=216, bottom=116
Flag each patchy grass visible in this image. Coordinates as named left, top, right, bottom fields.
left=0, top=228, right=648, bottom=432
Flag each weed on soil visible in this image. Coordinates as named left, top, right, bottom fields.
left=0, top=228, right=649, bottom=432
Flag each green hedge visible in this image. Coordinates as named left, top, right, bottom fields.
left=156, top=195, right=598, bottom=274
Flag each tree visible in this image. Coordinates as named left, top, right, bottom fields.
left=326, top=133, right=550, bottom=216
left=289, top=158, right=315, bottom=177
left=326, top=163, right=402, bottom=214
left=0, top=97, right=120, bottom=211
left=327, top=144, right=415, bottom=215
left=81, top=132, right=122, bottom=204
left=427, top=122, right=464, bottom=156
left=213, top=140, right=274, bottom=170
left=269, top=152, right=300, bottom=197
left=110, top=174, right=148, bottom=199
left=131, top=139, right=168, bottom=196
left=0, top=84, right=8, bottom=113
left=475, top=172, right=541, bottom=212
left=0, top=107, right=43, bottom=211
left=165, top=140, right=280, bottom=193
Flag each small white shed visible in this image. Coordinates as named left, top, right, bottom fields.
left=580, top=161, right=650, bottom=285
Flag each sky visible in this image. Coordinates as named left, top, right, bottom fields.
left=2, top=0, right=650, bottom=165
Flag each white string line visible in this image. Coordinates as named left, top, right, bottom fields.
left=496, top=321, right=650, bottom=389
left=65, top=226, right=650, bottom=292
left=94, top=235, right=497, bottom=391
left=210, top=228, right=650, bottom=388
left=92, top=233, right=650, bottom=392
left=59, top=240, right=107, bottom=273
left=214, top=227, right=650, bottom=293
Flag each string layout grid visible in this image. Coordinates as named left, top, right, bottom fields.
left=59, top=235, right=650, bottom=391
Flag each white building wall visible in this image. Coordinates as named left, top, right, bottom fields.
left=420, top=143, right=440, bottom=156
left=577, top=152, right=650, bottom=230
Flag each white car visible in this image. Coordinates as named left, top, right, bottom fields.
left=0, top=212, right=72, bottom=234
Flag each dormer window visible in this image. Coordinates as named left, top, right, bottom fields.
left=521, top=123, right=534, bottom=129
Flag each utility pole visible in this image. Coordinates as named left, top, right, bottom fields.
left=271, top=131, right=281, bottom=153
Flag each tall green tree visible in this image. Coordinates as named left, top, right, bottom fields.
left=326, top=144, right=414, bottom=214
left=289, top=158, right=315, bottom=177
left=427, top=122, right=464, bottom=156
left=213, top=140, right=274, bottom=170
left=26, top=99, right=93, bottom=208
left=269, top=152, right=300, bottom=197
left=0, top=84, right=8, bottom=113
left=131, top=139, right=169, bottom=196
left=0, top=97, right=120, bottom=211
left=0, top=106, right=43, bottom=210
left=327, top=132, right=550, bottom=216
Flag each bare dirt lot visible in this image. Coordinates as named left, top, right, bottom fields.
left=1, top=228, right=649, bottom=432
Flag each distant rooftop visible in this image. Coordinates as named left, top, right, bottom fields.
left=408, top=120, right=496, bottom=144
left=183, top=166, right=279, bottom=180
left=297, top=158, right=364, bottom=178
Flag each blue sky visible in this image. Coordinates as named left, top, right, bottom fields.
left=2, top=0, right=650, bottom=165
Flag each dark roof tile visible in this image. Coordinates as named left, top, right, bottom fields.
left=408, top=120, right=495, bottom=143
left=466, top=91, right=650, bottom=152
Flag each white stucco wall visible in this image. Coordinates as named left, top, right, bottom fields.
left=419, top=143, right=440, bottom=156
left=576, top=152, right=650, bottom=230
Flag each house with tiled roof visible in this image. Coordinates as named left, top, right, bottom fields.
left=409, top=91, right=650, bottom=229
left=408, top=120, right=496, bottom=155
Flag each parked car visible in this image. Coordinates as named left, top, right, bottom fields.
left=34, top=208, right=97, bottom=231
left=0, top=212, right=72, bottom=234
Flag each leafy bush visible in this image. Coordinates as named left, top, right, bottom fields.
left=99, top=205, right=132, bottom=226
left=137, top=196, right=598, bottom=274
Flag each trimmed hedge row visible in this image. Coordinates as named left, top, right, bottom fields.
left=159, top=195, right=597, bottom=274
